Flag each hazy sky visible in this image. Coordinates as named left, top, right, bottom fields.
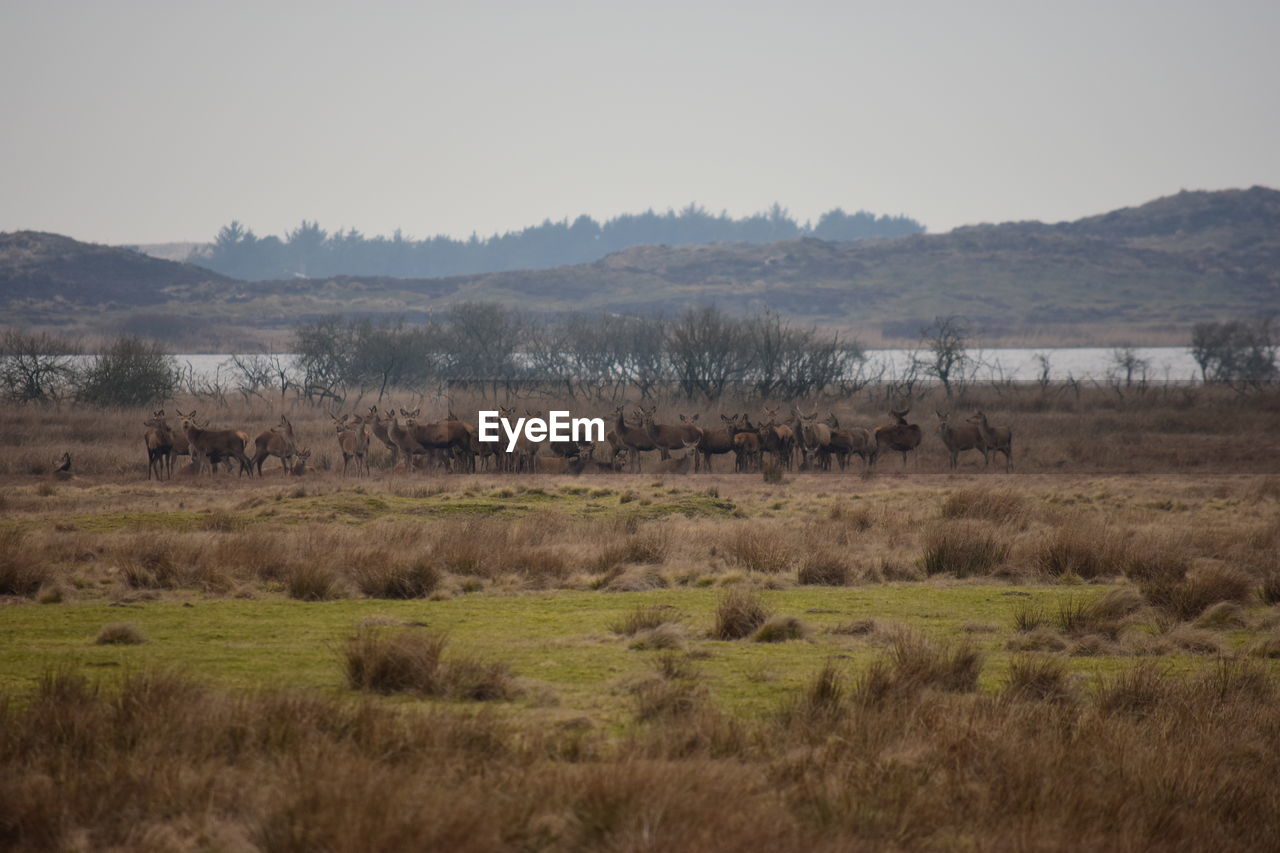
left=1, top=0, right=1277, bottom=245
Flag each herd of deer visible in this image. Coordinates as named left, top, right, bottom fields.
left=140, top=405, right=1012, bottom=480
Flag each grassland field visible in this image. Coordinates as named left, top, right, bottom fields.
left=2, top=387, right=1280, bottom=850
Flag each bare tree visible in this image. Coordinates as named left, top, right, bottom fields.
left=0, top=330, right=80, bottom=403
left=916, top=316, right=970, bottom=397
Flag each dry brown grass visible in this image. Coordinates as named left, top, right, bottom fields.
left=920, top=521, right=1009, bottom=577
left=94, top=622, right=147, bottom=645
left=1142, top=564, right=1254, bottom=621
left=343, top=626, right=518, bottom=700
left=712, top=589, right=770, bottom=640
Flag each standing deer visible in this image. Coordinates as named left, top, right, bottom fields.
left=795, top=409, right=832, bottom=471
left=638, top=406, right=698, bottom=461
left=936, top=410, right=987, bottom=470
left=175, top=410, right=253, bottom=477
left=143, top=410, right=176, bottom=480
left=757, top=408, right=795, bottom=470
left=873, top=408, right=922, bottom=469
left=969, top=411, right=1013, bottom=471
left=691, top=414, right=737, bottom=473
left=613, top=405, right=657, bottom=473
left=825, top=414, right=876, bottom=470
left=252, top=415, right=299, bottom=476
left=733, top=414, right=762, bottom=473
left=366, top=406, right=401, bottom=471
left=400, top=408, right=474, bottom=474
left=334, top=414, right=371, bottom=477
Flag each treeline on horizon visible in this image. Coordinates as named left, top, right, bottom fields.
left=197, top=203, right=924, bottom=281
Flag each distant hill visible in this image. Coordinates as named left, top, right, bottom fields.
left=3, top=188, right=1277, bottom=347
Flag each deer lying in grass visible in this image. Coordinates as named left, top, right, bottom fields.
left=52, top=452, right=72, bottom=479
left=290, top=448, right=312, bottom=476
left=334, top=414, right=370, bottom=477
left=252, top=415, right=299, bottom=476
left=936, top=409, right=986, bottom=470
left=873, top=408, right=922, bottom=469
left=175, top=410, right=253, bottom=477
left=969, top=410, right=1013, bottom=471
left=653, top=437, right=700, bottom=475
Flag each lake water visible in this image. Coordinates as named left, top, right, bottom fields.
left=172, top=347, right=1201, bottom=384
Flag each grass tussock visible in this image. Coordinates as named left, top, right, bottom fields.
left=1258, top=571, right=1280, bottom=606
left=1095, top=662, right=1173, bottom=718
left=1003, top=655, right=1074, bottom=703
left=1056, top=588, right=1143, bottom=640
left=920, top=521, right=1009, bottom=577
left=713, top=589, right=770, bottom=640
left=0, top=529, right=49, bottom=597
left=351, top=554, right=442, bottom=599
left=342, top=626, right=517, bottom=701
left=1142, top=564, right=1253, bottom=621
left=286, top=562, right=344, bottom=601
left=796, top=551, right=852, bottom=586
left=94, top=622, right=147, bottom=645
left=857, top=631, right=984, bottom=703
left=1031, top=522, right=1116, bottom=579
left=940, top=488, right=1027, bottom=523
left=722, top=527, right=791, bottom=574
left=752, top=615, right=807, bottom=643
left=610, top=605, right=677, bottom=636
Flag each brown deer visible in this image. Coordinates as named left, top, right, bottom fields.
left=936, top=409, right=986, bottom=470
left=969, top=411, right=1013, bottom=471
left=757, top=408, right=795, bottom=470
left=334, top=414, right=370, bottom=477
left=290, top=448, right=312, bottom=476
left=252, top=415, right=299, bottom=476
left=733, top=414, right=762, bottom=473
left=613, top=405, right=657, bottom=473
left=175, top=410, right=253, bottom=477
left=400, top=408, right=475, bottom=474
left=690, top=414, right=736, bottom=473
left=825, top=414, right=876, bottom=470
left=366, top=406, right=401, bottom=471
left=653, top=438, right=700, bottom=475
left=638, top=405, right=698, bottom=461
left=143, top=409, right=177, bottom=480
left=52, top=452, right=72, bottom=480
left=794, top=409, right=832, bottom=471
left=873, top=408, right=922, bottom=469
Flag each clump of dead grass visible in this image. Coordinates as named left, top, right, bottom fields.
left=713, top=589, right=771, bottom=640
left=1003, top=655, right=1074, bottom=703
left=796, top=551, right=852, bottom=586
left=856, top=631, right=984, bottom=704
left=940, top=488, right=1027, bottom=523
left=752, top=615, right=807, bottom=643
left=342, top=626, right=518, bottom=700
left=95, top=622, right=148, bottom=645
left=920, top=521, right=1009, bottom=577
left=1141, top=564, right=1253, bottom=621
left=0, top=529, right=50, bottom=597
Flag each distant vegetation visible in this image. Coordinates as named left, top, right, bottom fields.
left=199, top=203, right=924, bottom=280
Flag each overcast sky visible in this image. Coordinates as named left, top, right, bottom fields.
left=1, top=0, right=1277, bottom=246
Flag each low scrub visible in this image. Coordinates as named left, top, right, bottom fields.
left=920, top=521, right=1009, bottom=577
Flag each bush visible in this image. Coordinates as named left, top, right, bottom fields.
left=920, top=522, right=1008, bottom=577
left=75, top=336, right=177, bottom=408
left=95, top=622, right=148, bottom=645
left=713, top=589, right=770, bottom=640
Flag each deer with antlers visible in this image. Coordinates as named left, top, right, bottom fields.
left=175, top=410, right=253, bottom=477
left=794, top=408, right=833, bottom=471
left=757, top=407, right=795, bottom=470
left=873, top=407, right=922, bottom=470
left=936, top=409, right=986, bottom=470
left=969, top=411, right=1013, bottom=471
left=638, top=405, right=701, bottom=462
